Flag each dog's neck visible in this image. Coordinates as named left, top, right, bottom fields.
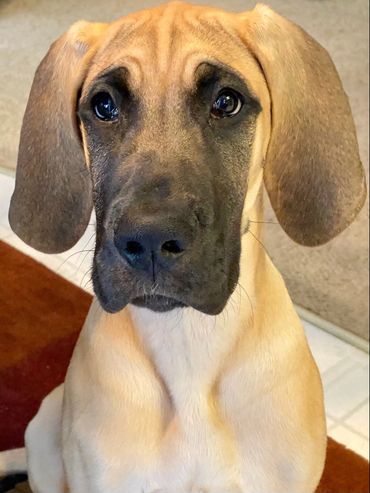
left=83, top=191, right=293, bottom=407
left=126, top=195, right=269, bottom=408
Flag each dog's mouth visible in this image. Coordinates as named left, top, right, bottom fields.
left=92, top=238, right=239, bottom=316
left=130, top=294, right=186, bottom=312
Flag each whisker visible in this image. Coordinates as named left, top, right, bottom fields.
left=76, top=248, right=94, bottom=274
left=83, top=278, right=94, bottom=290
left=247, top=229, right=271, bottom=257
left=228, top=296, right=238, bottom=319
left=57, top=231, right=96, bottom=274
left=78, top=232, right=96, bottom=264
left=71, top=232, right=96, bottom=272
left=237, top=281, right=255, bottom=327
left=150, top=281, right=159, bottom=296
left=80, top=266, right=93, bottom=290
left=57, top=249, right=95, bottom=272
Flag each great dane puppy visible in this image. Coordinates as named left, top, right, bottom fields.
left=2, top=2, right=366, bottom=492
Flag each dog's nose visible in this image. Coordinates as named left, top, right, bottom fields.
left=114, top=220, right=188, bottom=272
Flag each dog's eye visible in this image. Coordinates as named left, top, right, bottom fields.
left=211, top=89, right=243, bottom=119
left=92, top=92, right=119, bottom=121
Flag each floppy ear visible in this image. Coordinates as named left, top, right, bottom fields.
left=9, top=21, right=108, bottom=253
left=239, top=5, right=366, bottom=246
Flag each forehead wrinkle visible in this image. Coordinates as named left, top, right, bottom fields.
left=205, top=20, right=265, bottom=89
left=107, top=10, right=152, bottom=47
left=89, top=14, right=157, bottom=81
left=153, top=6, right=180, bottom=75
left=118, top=55, right=144, bottom=88
left=198, top=14, right=246, bottom=50
left=181, top=52, right=209, bottom=89
left=85, top=5, right=267, bottom=111
left=168, top=13, right=263, bottom=94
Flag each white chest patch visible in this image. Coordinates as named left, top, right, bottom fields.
left=128, top=303, right=249, bottom=492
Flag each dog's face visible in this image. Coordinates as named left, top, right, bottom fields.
left=78, top=16, right=264, bottom=314
left=9, top=2, right=366, bottom=315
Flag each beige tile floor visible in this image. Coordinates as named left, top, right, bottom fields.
left=0, top=172, right=368, bottom=459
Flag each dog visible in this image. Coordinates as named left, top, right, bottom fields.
left=1, top=2, right=366, bottom=492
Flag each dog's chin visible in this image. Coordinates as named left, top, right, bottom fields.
left=130, top=294, right=186, bottom=312
left=94, top=281, right=228, bottom=316
left=129, top=295, right=228, bottom=315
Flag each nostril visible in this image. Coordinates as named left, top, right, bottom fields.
left=124, top=240, right=145, bottom=257
left=161, top=240, right=184, bottom=256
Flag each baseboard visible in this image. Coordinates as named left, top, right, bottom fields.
left=0, top=166, right=15, bottom=177
left=296, top=305, right=369, bottom=354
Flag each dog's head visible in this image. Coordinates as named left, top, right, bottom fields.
left=9, top=2, right=366, bottom=314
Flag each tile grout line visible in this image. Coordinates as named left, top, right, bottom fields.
left=327, top=413, right=369, bottom=441
left=321, top=358, right=360, bottom=389
left=331, top=423, right=369, bottom=444
left=340, top=423, right=369, bottom=442
left=340, top=397, right=369, bottom=423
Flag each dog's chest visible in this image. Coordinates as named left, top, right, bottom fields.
left=131, top=307, right=242, bottom=398
left=127, top=308, right=245, bottom=491
left=66, top=304, right=257, bottom=492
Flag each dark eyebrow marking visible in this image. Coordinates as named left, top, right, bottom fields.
left=91, top=66, right=130, bottom=91
left=195, top=61, right=244, bottom=81
left=195, top=61, right=262, bottom=109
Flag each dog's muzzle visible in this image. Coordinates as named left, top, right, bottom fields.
left=92, top=165, right=239, bottom=316
left=92, top=190, right=235, bottom=315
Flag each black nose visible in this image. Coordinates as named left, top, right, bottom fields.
left=114, top=219, right=189, bottom=273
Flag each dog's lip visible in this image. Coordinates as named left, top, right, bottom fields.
left=131, top=294, right=228, bottom=315
left=130, top=294, right=186, bottom=311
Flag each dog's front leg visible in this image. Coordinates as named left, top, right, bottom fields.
left=60, top=314, right=170, bottom=493
left=25, top=385, right=66, bottom=493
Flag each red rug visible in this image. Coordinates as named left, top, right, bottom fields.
left=0, top=240, right=91, bottom=450
left=0, top=240, right=368, bottom=492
